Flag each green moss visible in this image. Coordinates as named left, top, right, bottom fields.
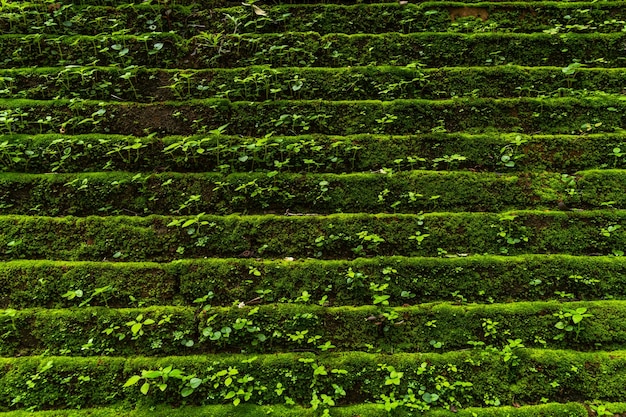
left=3, top=2, right=626, bottom=37
left=0, top=97, right=626, bottom=136
left=0, top=132, right=623, bottom=174
left=3, top=255, right=626, bottom=309
left=3, top=32, right=626, bottom=68
left=1, top=210, right=626, bottom=261
left=3, top=301, right=626, bottom=356
left=4, top=66, right=626, bottom=103
left=0, top=170, right=574, bottom=216
left=0, top=351, right=624, bottom=410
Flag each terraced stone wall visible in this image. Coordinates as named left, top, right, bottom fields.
left=2, top=0, right=626, bottom=415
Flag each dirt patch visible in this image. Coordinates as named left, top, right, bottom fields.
left=449, top=7, right=489, bottom=22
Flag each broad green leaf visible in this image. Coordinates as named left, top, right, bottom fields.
left=143, top=370, right=162, bottom=379
left=313, top=365, right=327, bottom=376
left=123, top=375, right=140, bottom=387
left=182, top=219, right=196, bottom=228
left=169, top=369, right=184, bottom=379
left=140, top=382, right=150, bottom=395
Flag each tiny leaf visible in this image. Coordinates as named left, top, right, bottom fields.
left=140, top=382, right=150, bottom=395
left=252, top=5, right=267, bottom=16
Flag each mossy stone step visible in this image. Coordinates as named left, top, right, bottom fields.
left=0, top=97, right=623, bottom=137
left=4, top=65, right=626, bottom=102
left=2, top=255, right=626, bottom=309
left=3, top=2, right=625, bottom=36
left=2, top=169, right=626, bottom=215
left=0, top=170, right=573, bottom=216
left=2, top=210, right=626, bottom=261
left=3, top=32, right=626, bottom=68
left=1, top=132, right=623, bottom=174
left=1, top=350, right=625, bottom=409
left=3, top=300, right=626, bottom=356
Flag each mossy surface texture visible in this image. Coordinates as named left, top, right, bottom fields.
left=2, top=0, right=626, bottom=415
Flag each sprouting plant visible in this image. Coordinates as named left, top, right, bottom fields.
left=317, top=340, right=336, bottom=351
left=482, top=318, right=499, bottom=339
left=560, top=174, right=578, bottom=196
left=0, top=140, right=27, bottom=170
left=590, top=402, right=614, bottom=417
left=562, top=62, right=584, bottom=88
left=80, top=285, right=115, bottom=307
left=63, top=285, right=115, bottom=307
left=294, top=290, right=311, bottom=304
left=375, top=113, right=398, bottom=133
left=193, top=291, right=215, bottom=312
left=125, top=313, right=156, bottom=339
left=167, top=213, right=216, bottom=245
left=345, top=267, right=368, bottom=290
left=554, top=291, right=574, bottom=300
left=370, top=282, right=391, bottom=306
left=553, top=307, right=593, bottom=341
left=119, top=70, right=138, bottom=99
left=430, top=119, right=448, bottom=133
left=567, top=275, right=600, bottom=287
left=25, top=360, right=54, bottom=389
left=353, top=230, right=385, bottom=255
left=61, top=288, right=84, bottom=301
left=123, top=366, right=188, bottom=395
left=600, top=224, right=621, bottom=237
left=493, top=213, right=528, bottom=255
left=500, top=339, right=524, bottom=365
left=0, top=110, right=14, bottom=134
left=206, top=364, right=260, bottom=406
left=0, top=308, right=17, bottom=336
left=451, top=290, right=467, bottom=305
left=609, top=146, right=626, bottom=168
left=271, top=113, right=310, bottom=134
left=432, top=154, right=466, bottom=170
left=162, top=124, right=228, bottom=165
left=106, top=138, right=147, bottom=165
left=499, top=135, right=528, bottom=168
left=382, top=364, right=403, bottom=386
left=409, top=230, right=430, bottom=246
left=177, top=194, right=202, bottom=214
left=315, top=180, right=331, bottom=203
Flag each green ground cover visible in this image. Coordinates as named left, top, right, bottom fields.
left=2, top=0, right=626, bottom=415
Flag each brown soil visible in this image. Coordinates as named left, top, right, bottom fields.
left=449, top=7, right=489, bottom=22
